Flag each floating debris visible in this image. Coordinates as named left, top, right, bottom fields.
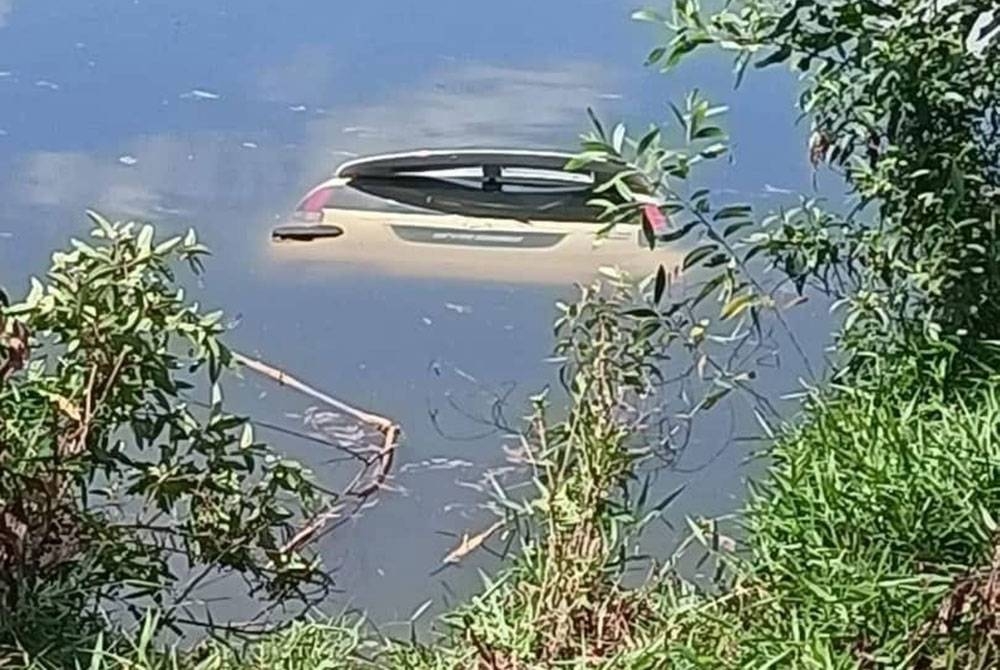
left=306, top=408, right=382, bottom=449
left=181, top=88, right=221, bottom=100
left=444, top=302, right=471, bottom=315
left=35, top=80, right=60, bottom=90
left=452, top=367, right=477, bottom=384
left=442, top=520, right=505, bottom=565
left=241, top=141, right=259, bottom=149
left=421, top=317, right=433, bottom=326
left=288, top=104, right=307, bottom=112
left=151, top=204, right=185, bottom=216
left=598, top=93, right=623, bottom=100
left=117, top=154, right=138, bottom=166
left=399, top=457, right=473, bottom=474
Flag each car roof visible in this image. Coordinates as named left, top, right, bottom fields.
left=334, top=148, right=627, bottom=179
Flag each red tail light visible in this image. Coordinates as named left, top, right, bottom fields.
left=642, top=204, right=669, bottom=235
left=294, top=186, right=335, bottom=222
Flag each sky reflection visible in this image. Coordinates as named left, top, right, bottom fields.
left=0, top=0, right=829, bottom=628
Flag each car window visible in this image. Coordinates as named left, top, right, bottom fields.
left=342, top=175, right=605, bottom=222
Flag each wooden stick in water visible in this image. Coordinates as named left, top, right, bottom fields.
left=231, top=350, right=402, bottom=554
left=232, top=351, right=394, bottom=430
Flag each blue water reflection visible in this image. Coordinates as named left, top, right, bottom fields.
left=0, top=0, right=828, bottom=629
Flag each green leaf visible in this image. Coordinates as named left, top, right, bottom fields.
left=704, top=252, right=730, bottom=268
left=137, top=224, right=154, bottom=254
left=723, top=224, right=755, bottom=244
left=700, top=387, right=732, bottom=410
left=755, top=45, right=792, bottom=69
left=86, top=210, right=115, bottom=238
left=691, top=274, right=726, bottom=307
left=684, top=244, right=719, bottom=270
left=714, top=205, right=753, bottom=221
left=612, top=123, right=627, bottom=153
left=625, top=307, right=660, bottom=319
left=645, top=46, right=667, bottom=66
left=668, top=102, right=687, bottom=133
left=720, top=293, right=756, bottom=320
left=694, top=126, right=726, bottom=140
left=631, top=8, right=665, bottom=23
left=636, top=126, right=661, bottom=155
left=586, top=107, right=606, bottom=141
left=700, top=143, right=728, bottom=158
left=659, top=222, right=698, bottom=243
left=654, top=265, right=667, bottom=305
left=154, top=236, right=182, bottom=255
left=240, top=423, right=254, bottom=449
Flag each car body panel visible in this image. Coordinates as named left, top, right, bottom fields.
left=268, top=149, right=676, bottom=283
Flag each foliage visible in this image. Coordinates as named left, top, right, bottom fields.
left=631, top=373, right=1000, bottom=668
left=11, top=613, right=365, bottom=670
left=6, top=0, right=1000, bottom=667
left=617, top=0, right=1000, bottom=381
left=568, top=91, right=780, bottom=441
left=376, top=273, right=689, bottom=667
left=0, top=213, right=329, bottom=666
left=377, top=0, right=1000, bottom=666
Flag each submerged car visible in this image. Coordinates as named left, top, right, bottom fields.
left=268, top=149, right=676, bottom=282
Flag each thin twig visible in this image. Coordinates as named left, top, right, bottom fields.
left=280, top=504, right=346, bottom=554
left=232, top=351, right=394, bottom=430
left=231, top=351, right=402, bottom=554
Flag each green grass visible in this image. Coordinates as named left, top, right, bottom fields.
left=370, top=373, right=1000, bottom=668
left=17, top=365, right=998, bottom=669
left=643, top=377, right=1000, bottom=668
left=11, top=280, right=1000, bottom=668
left=18, top=617, right=367, bottom=670
left=47, top=362, right=1000, bottom=669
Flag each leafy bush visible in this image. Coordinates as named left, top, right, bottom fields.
left=623, top=0, right=1000, bottom=380
left=0, top=213, right=328, bottom=666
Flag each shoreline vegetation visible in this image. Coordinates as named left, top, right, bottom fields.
left=3, top=0, right=999, bottom=667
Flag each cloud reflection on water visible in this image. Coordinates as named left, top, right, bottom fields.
left=8, top=60, right=614, bottom=220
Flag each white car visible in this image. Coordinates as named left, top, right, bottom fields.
left=268, top=149, right=674, bottom=282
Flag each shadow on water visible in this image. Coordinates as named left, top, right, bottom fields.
left=0, top=0, right=839, bottom=635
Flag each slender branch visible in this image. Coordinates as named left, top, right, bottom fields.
left=232, top=351, right=394, bottom=431
left=231, top=351, right=402, bottom=554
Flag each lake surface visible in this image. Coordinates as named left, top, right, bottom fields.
left=0, top=0, right=833, bottom=633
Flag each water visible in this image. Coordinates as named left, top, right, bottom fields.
left=0, top=0, right=833, bottom=632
